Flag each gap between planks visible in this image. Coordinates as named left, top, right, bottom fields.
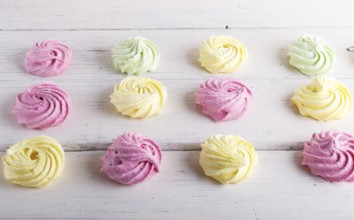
left=0, top=142, right=303, bottom=153
left=4, top=25, right=354, bottom=32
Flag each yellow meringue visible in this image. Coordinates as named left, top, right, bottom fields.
left=199, top=35, right=248, bottom=74
left=110, top=77, right=167, bottom=118
left=291, top=76, right=352, bottom=121
left=199, top=135, right=258, bottom=184
left=2, top=136, right=65, bottom=188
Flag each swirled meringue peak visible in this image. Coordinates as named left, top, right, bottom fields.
left=101, top=132, right=162, bottom=185
left=199, top=35, right=248, bottom=74
left=288, top=34, right=335, bottom=76
left=112, top=37, right=160, bottom=75
left=302, top=130, right=354, bottom=182
left=291, top=76, right=352, bottom=121
left=195, top=78, right=252, bottom=122
left=2, top=136, right=65, bottom=188
left=13, top=82, right=71, bottom=129
left=25, top=40, right=72, bottom=77
left=199, top=135, right=258, bottom=184
left=110, top=77, right=167, bottom=119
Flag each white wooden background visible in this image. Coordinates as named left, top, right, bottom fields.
left=1, top=0, right=354, bottom=219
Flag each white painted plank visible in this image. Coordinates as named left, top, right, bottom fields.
left=0, top=151, right=352, bottom=220
left=2, top=77, right=353, bottom=151
left=1, top=0, right=353, bottom=219
left=0, top=30, right=353, bottom=150
left=0, top=29, right=353, bottom=81
left=1, top=0, right=354, bottom=30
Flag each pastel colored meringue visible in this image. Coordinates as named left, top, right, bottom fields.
left=199, top=135, right=258, bottom=184
left=302, top=130, right=354, bottom=182
left=25, top=40, right=72, bottom=77
left=112, top=37, right=160, bottom=75
left=199, top=35, right=248, bottom=74
left=2, top=136, right=65, bottom=188
left=195, top=78, right=252, bottom=122
left=110, top=77, right=167, bottom=118
left=291, top=76, right=352, bottom=121
left=288, top=34, right=335, bottom=76
left=13, top=82, right=71, bottom=129
left=101, top=132, right=162, bottom=185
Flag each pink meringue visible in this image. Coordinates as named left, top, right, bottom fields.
left=195, top=78, right=252, bottom=122
left=101, top=132, right=162, bottom=185
left=25, top=40, right=72, bottom=77
left=302, top=130, right=354, bottom=182
left=13, top=82, right=71, bottom=130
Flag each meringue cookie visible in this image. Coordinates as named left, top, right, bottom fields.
left=302, top=130, right=354, bottom=182
left=291, top=76, right=352, bottom=121
left=288, top=34, right=335, bottom=76
left=195, top=78, right=252, bottom=122
left=13, top=82, right=71, bottom=129
left=112, top=37, right=160, bottom=75
left=2, top=136, right=65, bottom=188
left=25, top=40, right=72, bottom=77
left=199, top=35, right=248, bottom=73
left=110, top=77, right=167, bottom=118
left=199, top=135, right=258, bottom=184
left=101, top=132, right=162, bottom=185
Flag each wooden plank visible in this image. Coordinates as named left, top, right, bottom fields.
left=1, top=0, right=353, bottom=219
left=2, top=76, right=353, bottom=151
left=1, top=0, right=354, bottom=30
left=0, top=151, right=352, bottom=220
left=0, top=30, right=353, bottom=151
left=0, top=29, right=353, bottom=81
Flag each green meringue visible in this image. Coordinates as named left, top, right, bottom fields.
left=112, top=37, right=160, bottom=75
left=288, top=34, right=335, bottom=76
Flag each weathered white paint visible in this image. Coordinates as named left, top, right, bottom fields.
left=1, top=0, right=354, bottom=30
left=0, top=30, right=353, bottom=150
left=1, top=0, right=354, bottom=219
left=0, top=151, right=353, bottom=220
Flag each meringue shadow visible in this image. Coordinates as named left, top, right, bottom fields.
left=88, top=47, right=118, bottom=76
left=83, top=150, right=127, bottom=187
left=293, top=150, right=312, bottom=177
left=98, top=84, right=125, bottom=118
left=187, top=47, right=205, bottom=72
left=183, top=90, right=200, bottom=115
left=184, top=150, right=220, bottom=186
left=1, top=91, right=21, bottom=130
left=0, top=163, right=11, bottom=187
left=278, top=46, right=295, bottom=72
left=286, top=92, right=301, bottom=116
left=184, top=150, right=204, bottom=177
left=15, top=49, right=27, bottom=74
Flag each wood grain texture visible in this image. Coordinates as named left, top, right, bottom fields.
left=1, top=0, right=354, bottom=30
left=0, top=151, right=353, bottom=220
left=0, top=30, right=353, bottom=151
left=1, top=0, right=354, bottom=219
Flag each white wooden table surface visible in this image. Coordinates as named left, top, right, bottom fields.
left=1, top=0, right=354, bottom=219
